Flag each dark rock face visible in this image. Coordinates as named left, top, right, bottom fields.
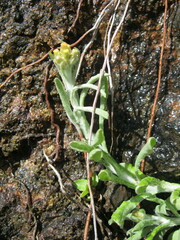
left=0, top=0, right=179, bottom=239
left=110, top=0, right=180, bottom=181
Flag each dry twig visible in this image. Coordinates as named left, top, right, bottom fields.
left=88, top=0, right=131, bottom=144
left=76, top=0, right=116, bottom=78
left=103, top=0, right=121, bottom=153
left=43, top=150, right=66, bottom=194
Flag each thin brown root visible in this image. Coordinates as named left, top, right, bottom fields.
left=44, top=62, right=61, bottom=161
left=0, top=49, right=54, bottom=89
left=84, top=207, right=92, bottom=240
left=141, top=0, right=168, bottom=172
left=68, top=0, right=83, bottom=33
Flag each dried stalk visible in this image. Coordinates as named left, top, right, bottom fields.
left=43, top=150, right=66, bottom=194
left=87, top=1, right=131, bottom=239
left=76, top=0, right=116, bottom=78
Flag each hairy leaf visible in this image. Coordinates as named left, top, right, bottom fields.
left=54, top=78, right=77, bottom=124
left=70, top=141, right=93, bottom=153
left=74, top=179, right=88, bottom=191
left=91, top=129, right=105, bottom=147
left=74, top=106, right=109, bottom=119
left=135, top=137, right=156, bottom=178
left=136, top=176, right=180, bottom=195
left=168, top=229, right=180, bottom=240
left=109, top=195, right=145, bottom=227
left=146, top=224, right=171, bottom=240
left=170, top=188, right=180, bottom=211
left=89, top=149, right=103, bottom=162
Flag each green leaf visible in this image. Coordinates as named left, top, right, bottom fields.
left=98, top=169, right=115, bottom=181
left=74, top=179, right=89, bottom=198
left=127, top=211, right=179, bottom=240
left=144, top=194, right=165, bottom=205
left=91, top=129, right=105, bottom=147
left=129, top=208, right=146, bottom=222
left=146, top=224, right=170, bottom=240
left=127, top=219, right=156, bottom=239
left=120, top=162, right=145, bottom=181
left=79, top=74, right=104, bottom=107
left=74, top=106, right=109, bottom=119
left=89, top=149, right=103, bottom=162
left=72, top=83, right=107, bottom=98
left=98, top=169, right=127, bottom=184
left=127, top=226, right=155, bottom=240
left=74, top=174, right=99, bottom=198
left=165, top=198, right=180, bottom=217
left=155, top=203, right=168, bottom=216
left=109, top=195, right=145, bottom=227
left=70, top=141, right=93, bottom=152
left=99, top=151, right=144, bottom=189
left=92, top=172, right=99, bottom=187
left=135, top=137, right=156, bottom=177
left=136, top=176, right=180, bottom=195
left=98, top=167, right=139, bottom=189
left=80, top=189, right=89, bottom=198
left=170, top=188, right=180, bottom=210
left=74, top=179, right=88, bottom=191
left=54, top=78, right=77, bottom=124
left=168, top=229, right=180, bottom=240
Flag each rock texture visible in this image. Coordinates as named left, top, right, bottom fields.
left=0, top=0, right=179, bottom=239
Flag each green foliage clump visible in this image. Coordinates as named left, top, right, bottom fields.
left=50, top=42, right=109, bottom=141
left=51, top=42, right=180, bottom=240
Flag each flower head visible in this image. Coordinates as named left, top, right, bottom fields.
left=50, top=42, right=80, bottom=92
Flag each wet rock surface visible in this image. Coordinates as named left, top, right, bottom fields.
left=111, top=0, right=180, bottom=181
left=0, top=0, right=179, bottom=239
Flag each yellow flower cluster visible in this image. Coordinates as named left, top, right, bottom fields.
left=53, top=42, right=80, bottom=68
